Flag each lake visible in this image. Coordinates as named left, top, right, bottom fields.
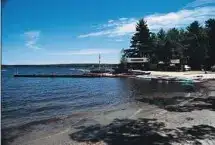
left=2, top=65, right=203, bottom=145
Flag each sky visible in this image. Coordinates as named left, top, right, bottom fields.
left=2, top=0, right=215, bottom=64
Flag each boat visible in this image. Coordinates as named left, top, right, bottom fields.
left=129, top=70, right=151, bottom=75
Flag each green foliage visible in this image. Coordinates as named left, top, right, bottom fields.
left=157, top=29, right=166, bottom=41
left=166, top=28, right=180, bottom=41
left=125, top=18, right=215, bottom=70
left=185, top=21, right=209, bottom=69
left=130, top=19, right=153, bottom=56
left=205, top=19, right=215, bottom=67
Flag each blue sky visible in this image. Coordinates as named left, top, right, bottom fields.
left=2, top=0, right=215, bottom=64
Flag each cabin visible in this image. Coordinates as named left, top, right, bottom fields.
left=121, top=48, right=186, bottom=71
left=122, top=48, right=150, bottom=70
left=125, top=57, right=149, bottom=70
left=168, top=59, right=181, bottom=71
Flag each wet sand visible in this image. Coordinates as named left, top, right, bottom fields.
left=4, top=81, right=215, bottom=145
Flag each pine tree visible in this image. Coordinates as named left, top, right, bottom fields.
left=157, top=29, right=166, bottom=41
left=130, top=19, right=152, bottom=57
left=130, top=33, right=138, bottom=49
left=205, top=19, right=215, bottom=67
left=125, top=18, right=214, bottom=70
left=186, top=21, right=207, bottom=69
left=166, top=28, right=180, bottom=41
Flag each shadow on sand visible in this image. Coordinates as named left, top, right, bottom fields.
left=165, top=96, right=215, bottom=112
left=70, top=118, right=215, bottom=145
left=136, top=95, right=215, bottom=112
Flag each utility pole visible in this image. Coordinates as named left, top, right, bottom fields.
left=99, top=53, right=101, bottom=70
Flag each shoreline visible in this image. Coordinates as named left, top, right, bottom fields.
left=135, top=71, right=215, bottom=82
left=10, top=86, right=215, bottom=145
left=3, top=69, right=215, bottom=145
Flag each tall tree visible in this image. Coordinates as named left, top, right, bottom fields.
left=157, top=40, right=172, bottom=63
left=175, top=29, right=189, bottom=66
left=166, top=28, right=183, bottom=60
left=130, top=19, right=152, bottom=57
left=157, top=29, right=166, bottom=41
left=156, top=29, right=167, bottom=62
left=205, top=19, right=215, bottom=67
left=126, top=18, right=214, bottom=71
left=166, top=28, right=180, bottom=41
left=149, top=32, right=158, bottom=63
left=186, top=21, right=207, bottom=69
left=130, top=33, right=138, bottom=49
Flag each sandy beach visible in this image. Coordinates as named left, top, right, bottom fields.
left=6, top=80, right=215, bottom=145
left=136, top=71, right=215, bottom=82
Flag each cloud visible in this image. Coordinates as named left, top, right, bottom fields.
left=119, top=17, right=128, bottom=21
left=78, top=31, right=112, bottom=38
left=78, top=6, right=215, bottom=38
left=146, top=6, right=215, bottom=31
left=108, top=20, right=114, bottom=23
left=115, top=39, right=124, bottom=42
left=78, top=18, right=137, bottom=38
left=49, top=48, right=120, bottom=55
left=23, top=30, right=41, bottom=50
left=184, top=0, right=215, bottom=9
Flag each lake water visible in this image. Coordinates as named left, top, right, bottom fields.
left=1, top=66, right=203, bottom=144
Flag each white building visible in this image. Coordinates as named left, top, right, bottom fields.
left=124, top=57, right=150, bottom=70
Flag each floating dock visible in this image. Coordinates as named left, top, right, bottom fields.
left=13, top=74, right=134, bottom=78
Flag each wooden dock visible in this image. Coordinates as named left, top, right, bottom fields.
left=13, top=74, right=134, bottom=78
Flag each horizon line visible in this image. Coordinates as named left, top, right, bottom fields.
left=2, top=63, right=119, bottom=66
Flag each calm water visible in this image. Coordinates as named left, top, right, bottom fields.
left=2, top=66, right=130, bottom=128
left=2, top=66, right=201, bottom=138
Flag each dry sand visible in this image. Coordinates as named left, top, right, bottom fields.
left=136, top=71, right=215, bottom=81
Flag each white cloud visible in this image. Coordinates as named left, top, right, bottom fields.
left=146, top=6, right=215, bottom=31
left=78, top=18, right=137, bottom=38
left=78, top=31, right=112, bottom=38
left=108, top=20, right=114, bottom=23
left=184, top=0, right=215, bottom=9
left=23, top=30, right=41, bottom=50
left=78, top=6, right=215, bottom=38
left=49, top=48, right=120, bottom=55
left=119, top=17, right=128, bottom=21
left=115, top=39, right=124, bottom=42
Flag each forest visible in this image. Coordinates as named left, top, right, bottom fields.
left=121, top=18, right=215, bottom=70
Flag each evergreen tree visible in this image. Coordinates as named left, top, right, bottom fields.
left=130, top=19, right=152, bottom=57
left=157, top=29, right=166, bottom=41
left=130, top=33, right=138, bottom=49
left=156, top=29, right=167, bottom=62
left=186, top=21, right=207, bottom=69
left=166, top=28, right=180, bottom=41
left=149, top=32, right=158, bottom=63
left=205, top=19, right=215, bottom=66
left=125, top=18, right=214, bottom=71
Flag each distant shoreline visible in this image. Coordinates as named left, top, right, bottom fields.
left=1, top=63, right=119, bottom=67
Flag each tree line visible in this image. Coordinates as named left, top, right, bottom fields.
left=122, top=18, right=215, bottom=70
